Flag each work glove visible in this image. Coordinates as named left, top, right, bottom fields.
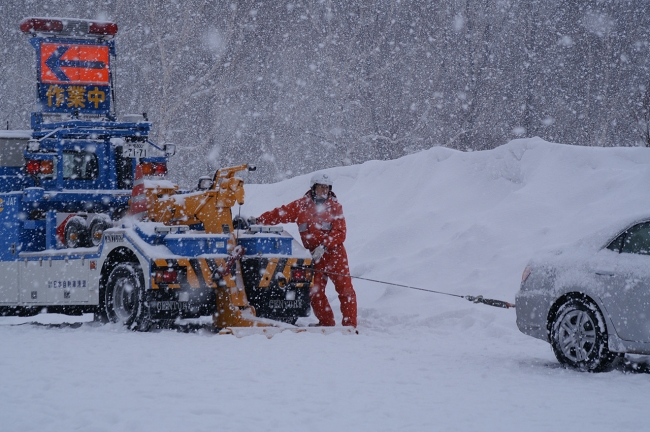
left=311, top=245, right=327, bottom=263
left=247, top=216, right=258, bottom=225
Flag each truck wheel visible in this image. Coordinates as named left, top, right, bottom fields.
left=64, top=216, right=88, bottom=248
left=104, top=263, right=151, bottom=331
left=88, top=217, right=112, bottom=247
left=112, top=206, right=128, bottom=221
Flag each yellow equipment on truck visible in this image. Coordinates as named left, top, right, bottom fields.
left=142, top=164, right=248, bottom=234
left=128, top=164, right=315, bottom=330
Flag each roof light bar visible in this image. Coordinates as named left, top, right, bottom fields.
left=89, top=21, right=118, bottom=36
left=19, top=17, right=118, bottom=38
left=19, top=18, right=63, bottom=33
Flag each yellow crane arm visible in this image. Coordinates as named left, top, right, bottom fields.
left=144, top=164, right=255, bottom=233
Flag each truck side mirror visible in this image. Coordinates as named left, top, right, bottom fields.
left=164, top=144, right=176, bottom=156
left=197, top=176, right=212, bottom=190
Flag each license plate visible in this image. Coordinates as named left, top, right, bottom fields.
left=152, top=301, right=190, bottom=312
left=269, top=299, right=302, bottom=309
left=123, top=142, right=148, bottom=158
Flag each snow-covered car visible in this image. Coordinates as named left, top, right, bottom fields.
left=516, top=216, right=650, bottom=371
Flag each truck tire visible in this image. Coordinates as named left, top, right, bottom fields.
left=104, top=263, right=151, bottom=331
left=112, top=206, right=128, bottom=221
left=88, top=216, right=112, bottom=247
left=64, top=216, right=88, bottom=248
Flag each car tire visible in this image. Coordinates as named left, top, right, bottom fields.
left=104, top=263, right=151, bottom=331
left=88, top=216, right=112, bottom=247
left=550, top=297, right=619, bottom=372
left=63, top=216, right=88, bottom=248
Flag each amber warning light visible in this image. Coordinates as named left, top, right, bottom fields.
left=140, top=162, right=168, bottom=177
left=20, top=18, right=118, bottom=37
left=25, top=160, right=54, bottom=176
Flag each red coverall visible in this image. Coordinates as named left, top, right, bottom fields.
left=257, top=191, right=357, bottom=327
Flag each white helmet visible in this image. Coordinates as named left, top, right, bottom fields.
left=310, top=172, right=333, bottom=187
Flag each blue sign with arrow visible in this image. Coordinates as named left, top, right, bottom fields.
left=45, top=46, right=107, bottom=82
left=31, top=38, right=113, bottom=116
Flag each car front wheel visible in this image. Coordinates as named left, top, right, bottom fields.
left=550, top=297, right=619, bottom=372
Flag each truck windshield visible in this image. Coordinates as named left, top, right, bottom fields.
left=63, top=151, right=99, bottom=180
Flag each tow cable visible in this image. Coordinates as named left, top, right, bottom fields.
left=298, top=266, right=516, bottom=309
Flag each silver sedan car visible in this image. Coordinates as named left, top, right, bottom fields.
left=516, top=216, right=650, bottom=371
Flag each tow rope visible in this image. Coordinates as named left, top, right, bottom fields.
left=298, top=266, right=516, bottom=309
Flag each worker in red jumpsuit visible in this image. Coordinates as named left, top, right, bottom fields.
left=251, top=173, right=357, bottom=327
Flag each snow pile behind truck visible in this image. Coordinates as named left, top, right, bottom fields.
left=242, top=137, right=650, bottom=323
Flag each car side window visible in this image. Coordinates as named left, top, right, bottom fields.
left=618, top=222, right=650, bottom=255
left=607, top=232, right=625, bottom=252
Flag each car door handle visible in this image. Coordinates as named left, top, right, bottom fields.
left=595, top=271, right=615, bottom=276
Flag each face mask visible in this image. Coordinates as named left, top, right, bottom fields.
left=312, top=185, right=329, bottom=201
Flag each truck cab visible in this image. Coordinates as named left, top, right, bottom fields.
left=23, top=115, right=173, bottom=217
left=0, top=117, right=173, bottom=250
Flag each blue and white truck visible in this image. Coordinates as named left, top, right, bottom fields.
left=0, top=17, right=313, bottom=330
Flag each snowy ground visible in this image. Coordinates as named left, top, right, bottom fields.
left=2, top=137, right=650, bottom=431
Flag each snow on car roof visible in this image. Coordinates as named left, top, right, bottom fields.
left=576, top=212, right=650, bottom=250
left=528, top=212, right=650, bottom=265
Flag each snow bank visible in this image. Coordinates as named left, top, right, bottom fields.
left=243, top=137, right=650, bottom=320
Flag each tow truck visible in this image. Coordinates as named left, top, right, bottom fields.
left=0, top=17, right=314, bottom=331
